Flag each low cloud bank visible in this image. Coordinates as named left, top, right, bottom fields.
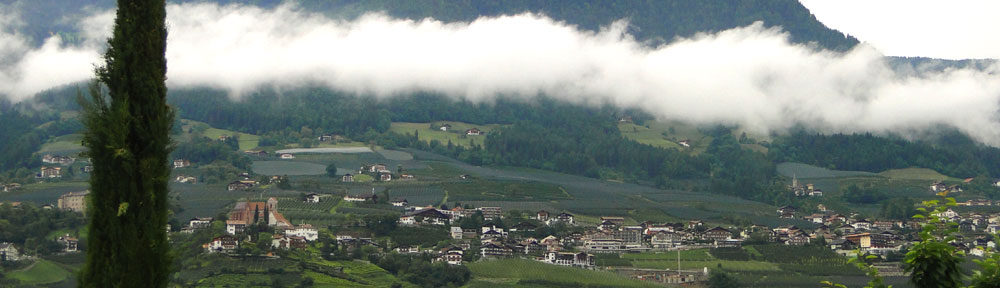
left=1, top=3, right=999, bottom=145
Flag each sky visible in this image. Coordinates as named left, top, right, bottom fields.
left=0, top=2, right=999, bottom=146
left=800, top=0, right=1000, bottom=60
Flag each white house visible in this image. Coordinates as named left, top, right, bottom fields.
left=305, top=193, right=321, bottom=203
left=0, top=242, right=20, bottom=262
left=283, top=224, right=319, bottom=241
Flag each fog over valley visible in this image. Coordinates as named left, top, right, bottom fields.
left=1, top=2, right=999, bottom=145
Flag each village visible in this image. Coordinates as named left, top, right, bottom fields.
left=4, top=143, right=1000, bottom=287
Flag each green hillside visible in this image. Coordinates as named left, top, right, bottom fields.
left=14, top=0, right=856, bottom=52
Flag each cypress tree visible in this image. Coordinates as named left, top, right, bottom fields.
left=78, top=0, right=172, bottom=286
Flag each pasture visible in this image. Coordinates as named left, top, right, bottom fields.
left=617, top=121, right=713, bottom=154
left=181, top=119, right=261, bottom=151
left=38, top=133, right=84, bottom=154
left=7, top=259, right=73, bottom=285
left=389, top=122, right=501, bottom=147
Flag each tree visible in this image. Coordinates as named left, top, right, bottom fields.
left=326, top=162, right=338, bottom=177
left=708, top=269, right=740, bottom=288
left=78, top=0, right=173, bottom=286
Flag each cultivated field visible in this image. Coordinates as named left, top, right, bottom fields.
left=389, top=122, right=502, bottom=147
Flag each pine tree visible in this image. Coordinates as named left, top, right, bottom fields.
left=77, top=0, right=172, bottom=286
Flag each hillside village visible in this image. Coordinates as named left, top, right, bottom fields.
left=7, top=159, right=1000, bottom=287
left=5, top=131, right=1000, bottom=287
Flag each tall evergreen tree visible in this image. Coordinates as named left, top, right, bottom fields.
left=78, top=0, right=172, bottom=286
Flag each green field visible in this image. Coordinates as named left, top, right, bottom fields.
left=466, top=258, right=658, bottom=288
left=442, top=180, right=570, bottom=202
left=618, top=121, right=712, bottom=154
left=252, top=161, right=327, bottom=176
left=38, top=133, right=84, bottom=154
left=7, top=259, right=74, bottom=285
left=182, top=119, right=261, bottom=150
left=879, top=167, right=960, bottom=181
left=389, top=122, right=502, bottom=147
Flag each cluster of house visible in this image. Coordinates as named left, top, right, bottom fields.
left=389, top=206, right=592, bottom=267
left=436, top=124, right=483, bottom=136
left=196, top=198, right=321, bottom=253
left=1, top=183, right=20, bottom=192
left=42, top=154, right=75, bottom=165
left=343, top=164, right=415, bottom=183
left=36, top=155, right=87, bottom=179
left=789, top=176, right=823, bottom=197
left=776, top=203, right=1000, bottom=257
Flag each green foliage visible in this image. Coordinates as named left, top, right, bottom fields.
left=77, top=0, right=173, bottom=286
left=842, top=184, right=887, bottom=204
left=326, top=162, right=338, bottom=177
left=708, top=269, right=740, bottom=288
left=880, top=197, right=917, bottom=220
left=904, top=195, right=964, bottom=288
left=0, top=202, right=85, bottom=255
left=374, top=253, right=471, bottom=288
left=822, top=252, right=890, bottom=288
left=770, top=130, right=1000, bottom=178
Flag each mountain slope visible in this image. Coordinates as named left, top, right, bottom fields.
left=9, top=0, right=857, bottom=51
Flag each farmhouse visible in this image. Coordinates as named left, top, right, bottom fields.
left=39, top=166, right=62, bottom=178
left=438, top=123, right=452, bottom=132
left=399, top=208, right=450, bottom=226
left=1, top=183, right=20, bottom=192
left=57, top=190, right=89, bottom=213
left=777, top=205, right=796, bottom=215
left=0, top=242, right=20, bottom=262
left=465, top=128, right=482, bottom=136
left=549, top=212, right=575, bottom=225
left=545, top=251, right=594, bottom=267
left=342, top=173, right=354, bottom=182
left=436, top=246, right=464, bottom=265
left=379, top=173, right=392, bottom=182
left=677, top=139, right=691, bottom=147
left=391, top=198, right=408, bottom=207
left=173, top=159, right=190, bottom=168
left=205, top=235, right=240, bottom=253
left=188, top=217, right=213, bottom=229
left=225, top=198, right=292, bottom=234
left=42, top=154, right=75, bottom=165
left=703, top=227, right=732, bottom=242
left=279, top=153, right=295, bottom=159
left=227, top=180, right=257, bottom=191
left=58, top=234, right=79, bottom=252
left=305, top=193, right=321, bottom=203
left=243, top=150, right=267, bottom=157
left=536, top=210, right=550, bottom=221
left=174, top=175, right=197, bottom=183
left=281, top=224, right=319, bottom=241
left=344, top=189, right=378, bottom=203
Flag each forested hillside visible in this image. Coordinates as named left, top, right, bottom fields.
left=13, top=0, right=857, bottom=51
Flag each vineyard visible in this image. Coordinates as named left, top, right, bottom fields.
left=384, top=186, right=445, bottom=206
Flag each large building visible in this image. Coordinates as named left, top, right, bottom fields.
left=225, top=198, right=292, bottom=234
left=57, top=190, right=89, bottom=213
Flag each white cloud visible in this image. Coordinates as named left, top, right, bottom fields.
left=1, top=3, right=999, bottom=146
